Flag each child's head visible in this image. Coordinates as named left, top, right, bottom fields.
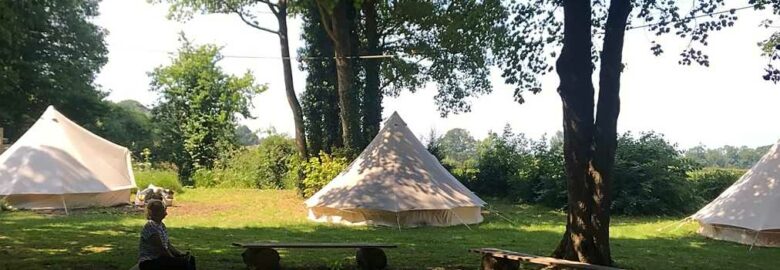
left=146, top=199, right=167, bottom=221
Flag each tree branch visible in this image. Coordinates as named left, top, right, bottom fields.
left=256, top=0, right=279, bottom=8
left=265, top=1, right=279, bottom=16
left=315, top=0, right=337, bottom=41
left=379, top=57, right=427, bottom=92
left=221, top=0, right=279, bottom=35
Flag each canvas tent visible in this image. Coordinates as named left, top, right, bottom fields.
left=0, top=106, right=136, bottom=209
left=692, top=139, right=780, bottom=247
left=304, top=112, right=486, bottom=227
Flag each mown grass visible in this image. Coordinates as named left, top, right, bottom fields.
left=0, top=189, right=778, bottom=269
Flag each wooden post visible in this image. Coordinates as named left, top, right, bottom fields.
left=356, top=248, right=387, bottom=270
left=481, top=254, right=519, bottom=270
left=241, top=248, right=280, bottom=270
left=0, top=127, right=4, bottom=150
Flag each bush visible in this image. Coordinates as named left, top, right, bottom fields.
left=192, top=168, right=218, bottom=188
left=194, top=134, right=298, bottom=188
left=688, top=167, right=745, bottom=203
left=526, top=136, right=567, bottom=209
left=451, top=167, right=478, bottom=186
left=610, top=132, right=699, bottom=215
left=472, top=129, right=535, bottom=199
left=293, top=152, right=348, bottom=198
left=134, top=169, right=183, bottom=193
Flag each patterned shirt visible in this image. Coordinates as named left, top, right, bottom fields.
left=138, top=220, right=170, bottom=262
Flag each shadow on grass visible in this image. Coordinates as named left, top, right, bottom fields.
left=1, top=210, right=779, bottom=270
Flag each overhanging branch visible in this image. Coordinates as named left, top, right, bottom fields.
left=379, top=57, right=427, bottom=92
left=221, top=0, right=279, bottom=35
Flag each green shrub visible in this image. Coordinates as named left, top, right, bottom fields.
left=451, top=167, right=479, bottom=186
left=688, top=167, right=745, bottom=203
left=195, top=134, right=298, bottom=188
left=192, top=168, right=218, bottom=188
left=610, top=132, right=699, bottom=215
left=296, top=152, right=348, bottom=198
left=473, top=129, right=535, bottom=198
left=134, top=169, right=183, bottom=193
left=526, top=136, right=567, bottom=209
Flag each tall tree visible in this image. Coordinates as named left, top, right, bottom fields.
left=235, top=125, right=260, bottom=146
left=96, top=100, right=156, bottom=159
left=307, top=0, right=510, bottom=150
left=299, top=2, right=343, bottom=155
left=404, top=0, right=778, bottom=266
left=438, top=128, right=477, bottom=166
left=315, top=0, right=364, bottom=153
left=0, top=0, right=108, bottom=140
left=160, top=0, right=310, bottom=159
left=359, top=0, right=382, bottom=141
left=372, top=0, right=509, bottom=115
left=491, top=0, right=775, bottom=265
left=150, top=38, right=265, bottom=182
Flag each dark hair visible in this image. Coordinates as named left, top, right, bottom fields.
left=146, top=200, right=165, bottom=220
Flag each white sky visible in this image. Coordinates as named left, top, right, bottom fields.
left=94, top=0, right=780, bottom=149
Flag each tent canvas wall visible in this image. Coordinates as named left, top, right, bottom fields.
left=0, top=106, right=136, bottom=209
left=692, top=140, right=780, bottom=247
left=304, top=112, right=486, bottom=227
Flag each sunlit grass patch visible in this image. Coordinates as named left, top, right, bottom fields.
left=0, top=189, right=778, bottom=269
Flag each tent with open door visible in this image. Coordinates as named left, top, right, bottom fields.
left=0, top=106, right=136, bottom=209
left=304, top=112, right=486, bottom=227
left=692, top=139, right=780, bottom=247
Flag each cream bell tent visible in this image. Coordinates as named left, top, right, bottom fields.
left=692, top=140, right=780, bottom=247
left=0, top=106, right=136, bottom=209
left=304, top=112, right=486, bottom=227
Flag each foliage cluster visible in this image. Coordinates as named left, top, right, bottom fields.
left=133, top=169, right=184, bottom=193
left=193, top=134, right=298, bottom=189
left=150, top=38, right=265, bottom=183
left=433, top=129, right=746, bottom=216
left=289, top=152, right=349, bottom=198
left=684, top=144, right=771, bottom=169
left=688, top=167, right=747, bottom=203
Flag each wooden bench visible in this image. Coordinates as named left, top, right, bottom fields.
left=233, top=242, right=397, bottom=270
left=470, top=248, right=624, bottom=270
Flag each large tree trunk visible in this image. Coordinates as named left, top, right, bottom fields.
left=277, top=2, right=309, bottom=159
left=552, top=0, right=632, bottom=266
left=552, top=0, right=604, bottom=265
left=318, top=0, right=363, bottom=152
left=361, top=0, right=382, bottom=142
left=301, top=2, right=341, bottom=155
left=591, top=0, right=632, bottom=261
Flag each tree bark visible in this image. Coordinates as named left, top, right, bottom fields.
left=552, top=0, right=632, bottom=266
left=552, top=0, right=603, bottom=264
left=592, top=0, right=632, bottom=261
left=361, top=0, right=382, bottom=143
left=317, top=0, right=363, bottom=152
left=277, top=1, right=309, bottom=159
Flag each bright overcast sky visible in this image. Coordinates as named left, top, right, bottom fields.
left=94, top=0, right=780, bottom=149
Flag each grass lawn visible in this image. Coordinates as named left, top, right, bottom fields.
left=1, top=189, right=777, bottom=269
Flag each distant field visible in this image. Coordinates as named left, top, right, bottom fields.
left=1, top=189, right=777, bottom=269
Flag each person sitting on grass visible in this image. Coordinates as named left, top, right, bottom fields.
left=138, top=199, right=196, bottom=270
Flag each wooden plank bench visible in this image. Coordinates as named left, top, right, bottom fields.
left=470, top=248, right=624, bottom=270
left=233, top=242, right=397, bottom=270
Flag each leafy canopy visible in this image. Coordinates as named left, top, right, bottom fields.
left=150, top=37, right=265, bottom=181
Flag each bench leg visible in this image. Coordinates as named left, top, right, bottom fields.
left=481, top=254, right=519, bottom=270
left=241, top=248, right=280, bottom=270
left=356, top=247, right=387, bottom=270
